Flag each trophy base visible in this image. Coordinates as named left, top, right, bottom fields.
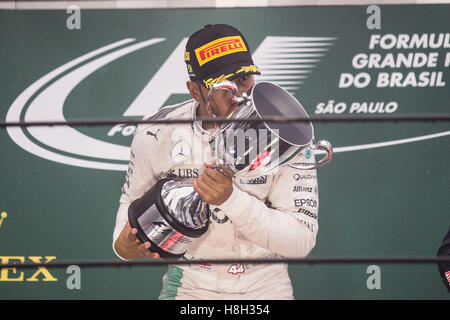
left=128, top=179, right=208, bottom=259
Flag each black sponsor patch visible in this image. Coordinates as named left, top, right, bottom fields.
left=240, top=175, right=267, bottom=184
left=166, top=168, right=199, bottom=179
left=297, top=208, right=318, bottom=219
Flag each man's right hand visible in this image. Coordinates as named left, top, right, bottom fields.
left=114, top=222, right=160, bottom=260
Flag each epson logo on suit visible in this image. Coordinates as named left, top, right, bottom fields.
left=294, top=199, right=318, bottom=208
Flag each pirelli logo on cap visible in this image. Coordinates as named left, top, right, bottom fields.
left=195, top=36, right=247, bottom=66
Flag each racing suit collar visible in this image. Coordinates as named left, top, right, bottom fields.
left=192, top=101, right=217, bottom=138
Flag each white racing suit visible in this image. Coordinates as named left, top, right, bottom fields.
left=113, top=99, right=320, bottom=300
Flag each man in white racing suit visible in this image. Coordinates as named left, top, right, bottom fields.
left=112, top=24, right=320, bottom=300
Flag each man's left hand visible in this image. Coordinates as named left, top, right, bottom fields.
left=193, top=162, right=233, bottom=206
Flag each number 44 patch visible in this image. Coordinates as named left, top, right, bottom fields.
left=228, top=264, right=245, bottom=275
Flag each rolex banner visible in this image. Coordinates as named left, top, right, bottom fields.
left=0, top=4, right=449, bottom=299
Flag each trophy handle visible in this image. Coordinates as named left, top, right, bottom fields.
left=287, top=140, right=333, bottom=170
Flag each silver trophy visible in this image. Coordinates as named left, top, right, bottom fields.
left=128, top=81, right=333, bottom=258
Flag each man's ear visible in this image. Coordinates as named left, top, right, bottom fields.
left=186, top=81, right=202, bottom=103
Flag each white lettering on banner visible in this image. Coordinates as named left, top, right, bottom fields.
left=315, top=100, right=398, bottom=114
left=315, top=100, right=347, bottom=114
left=107, top=124, right=137, bottom=136
left=369, top=33, right=450, bottom=50
left=377, top=72, right=445, bottom=88
left=349, top=102, right=397, bottom=114
left=340, top=71, right=445, bottom=88
left=341, top=33, right=449, bottom=89
left=444, top=52, right=450, bottom=67
left=338, top=73, right=371, bottom=88
left=352, top=53, right=439, bottom=69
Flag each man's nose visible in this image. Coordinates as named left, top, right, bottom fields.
left=236, top=84, right=251, bottom=97
left=236, top=85, right=252, bottom=97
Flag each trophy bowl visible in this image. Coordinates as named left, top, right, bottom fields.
left=215, top=81, right=333, bottom=178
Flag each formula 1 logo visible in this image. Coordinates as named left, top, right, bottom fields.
left=5, top=36, right=449, bottom=171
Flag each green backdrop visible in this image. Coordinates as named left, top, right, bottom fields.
left=0, top=4, right=449, bottom=299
